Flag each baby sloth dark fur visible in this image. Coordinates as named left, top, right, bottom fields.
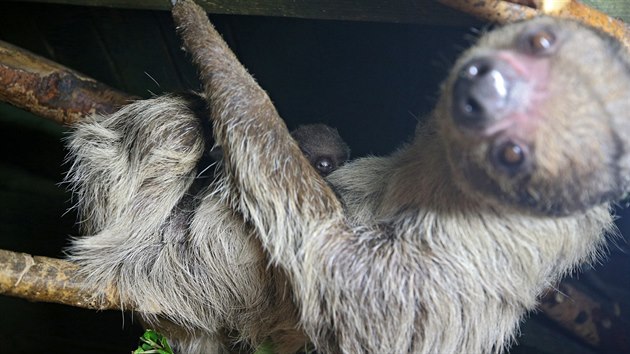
left=66, top=1, right=630, bottom=353
left=291, top=124, right=349, bottom=176
left=209, top=121, right=349, bottom=178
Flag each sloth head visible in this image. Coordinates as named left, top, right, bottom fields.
left=436, top=17, right=630, bottom=215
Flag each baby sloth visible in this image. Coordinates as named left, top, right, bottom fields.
left=291, top=124, right=349, bottom=176
left=210, top=123, right=349, bottom=177
left=175, top=92, right=350, bottom=178
left=67, top=1, right=630, bottom=353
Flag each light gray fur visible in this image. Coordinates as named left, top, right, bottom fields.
left=66, top=2, right=630, bottom=353
left=66, top=93, right=348, bottom=352
left=66, top=95, right=304, bottom=353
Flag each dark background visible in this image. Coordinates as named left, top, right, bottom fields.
left=0, top=2, right=628, bottom=353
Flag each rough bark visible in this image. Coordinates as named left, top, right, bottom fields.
left=0, top=40, right=134, bottom=125
left=437, top=0, right=538, bottom=23
left=0, top=249, right=121, bottom=310
left=438, top=0, right=630, bottom=49
left=541, top=283, right=630, bottom=352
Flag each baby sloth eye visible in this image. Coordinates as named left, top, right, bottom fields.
left=520, top=28, right=557, bottom=55
left=491, top=140, right=528, bottom=175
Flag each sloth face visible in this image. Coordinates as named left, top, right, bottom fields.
left=438, top=17, right=630, bottom=215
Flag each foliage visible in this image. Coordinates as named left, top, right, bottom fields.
left=253, top=340, right=275, bottom=354
left=133, top=329, right=174, bottom=354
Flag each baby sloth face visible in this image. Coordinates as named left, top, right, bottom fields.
left=438, top=17, right=630, bottom=215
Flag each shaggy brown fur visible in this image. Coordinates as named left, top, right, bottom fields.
left=66, top=0, right=630, bottom=353
left=65, top=93, right=347, bottom=353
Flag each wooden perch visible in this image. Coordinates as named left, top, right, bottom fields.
left=1, top=245, right=627, bottom=352
left=0, top=40, right=134, bottom=125
left=437, top=0, right=539, bottom=23
left=554, top=1, right=630, bottom=49
left=540, top=283, right=630, bottom=352
left=0, top=249, right=121, bottom=310
left=438, top=0, right=630, bottom=49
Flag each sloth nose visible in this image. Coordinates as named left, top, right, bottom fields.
left=452, top=57, right=515, bottom=129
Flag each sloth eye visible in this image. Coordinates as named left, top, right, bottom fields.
left=500, top=143, right=524, bottom=165
left=491, top=140, right=527, bottom=175
left=531, top=30, right=555, bottom=51
left=520, top=28, right=557, bottom=55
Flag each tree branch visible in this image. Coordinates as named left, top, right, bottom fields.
left=438, top=0, right=630, bottom=49
left=0, top=40, right=134, bottom=125
left=437, top=0, right=539, bottom=24
left=0, top=249, right=121, bottom=310
left=540, top=283, right=630, bottom=352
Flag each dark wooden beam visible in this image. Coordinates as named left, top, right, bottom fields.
left=8, top=0, right=479, bottom=26
left=6, top=0, right=630, bottom=25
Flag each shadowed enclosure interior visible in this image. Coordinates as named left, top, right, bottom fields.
left=0, top=2, right=628, bottom=353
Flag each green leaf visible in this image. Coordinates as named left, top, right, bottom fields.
left=254, top=340, right=275, bottom=354
left=133, top=329, right=174, bottom=354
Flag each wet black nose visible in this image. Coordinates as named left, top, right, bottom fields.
left=315, top=157, right=335, bottom=176
left=452, top=57, right=515, bottom=129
